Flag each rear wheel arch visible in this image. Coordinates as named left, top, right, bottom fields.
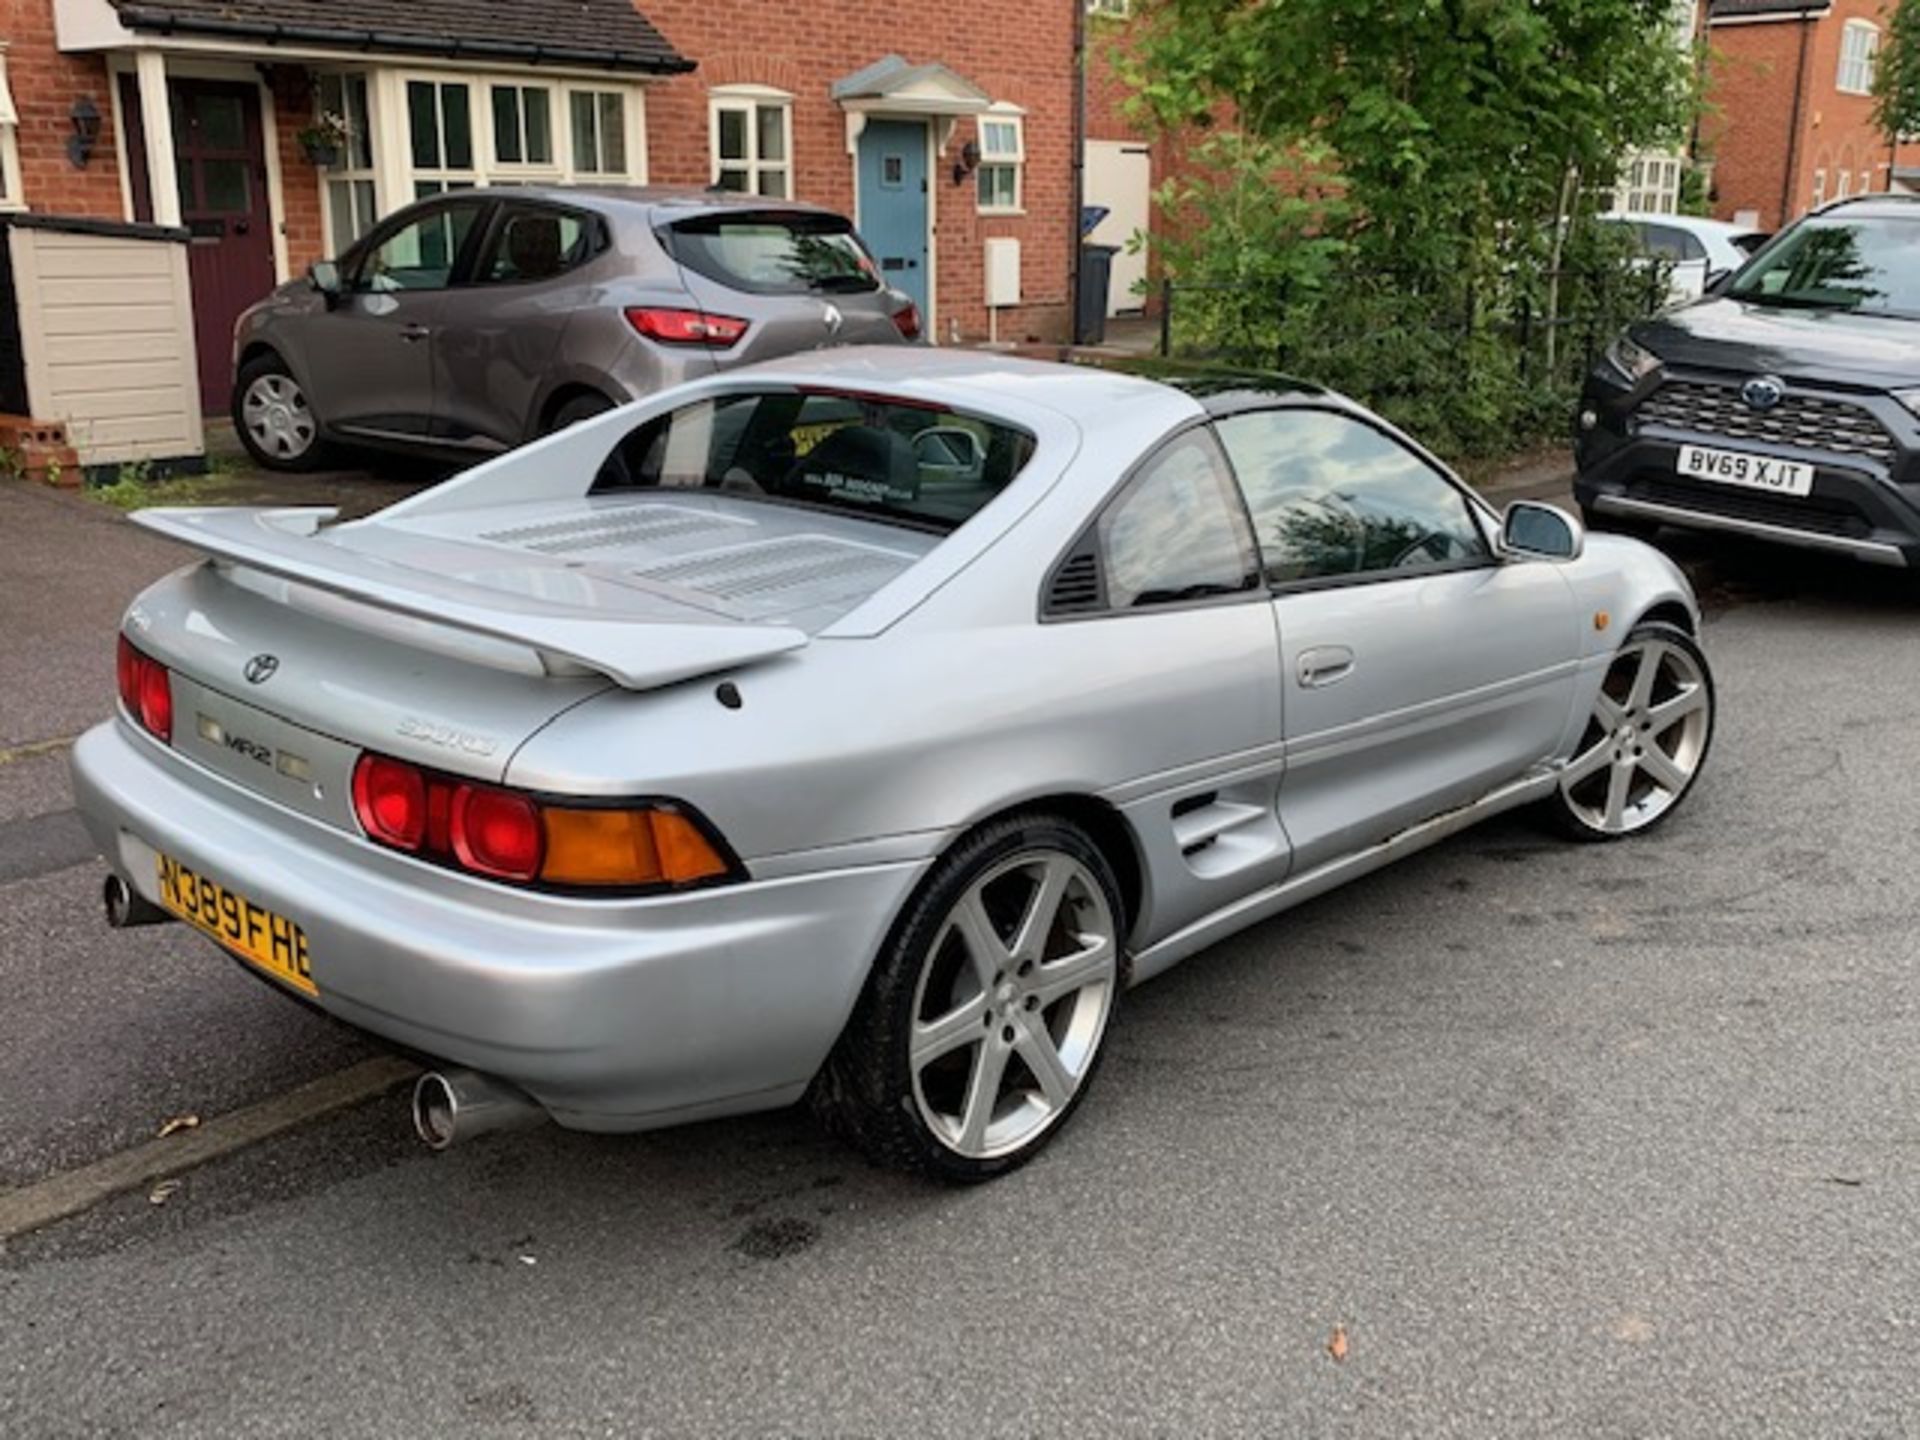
left=942, top=793, right=1145, bottom=941
left=536, top=383, right=618, bottom=437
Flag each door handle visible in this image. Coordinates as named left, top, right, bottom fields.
left=400, top=324, right=431, bottom=343
left=1297, top=646, right=1355, bottom=689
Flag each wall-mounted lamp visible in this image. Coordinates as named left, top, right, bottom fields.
left=67, top=97, right=102, bottom=170
left=951, top=139, right=980, bottom=186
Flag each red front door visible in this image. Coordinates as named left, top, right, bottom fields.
left=170, top=80, right=278, bottom=415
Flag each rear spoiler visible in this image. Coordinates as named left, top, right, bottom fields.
left=132, top=506, right=809, bottom=691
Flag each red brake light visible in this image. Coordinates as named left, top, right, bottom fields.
left=891, top=301, right=922, bottom=341
left=451, top=785, right=544, bottom=881
left=352, top=754, right=427, bottom=851
left=117, top=635, right=172, bottom=743
left=626, top=307, right=750, bottom=347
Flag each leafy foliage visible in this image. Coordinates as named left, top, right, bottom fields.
left=1117, top=0, right=1698, bottom=458
left=1874, top=0, right=1920, bottom=142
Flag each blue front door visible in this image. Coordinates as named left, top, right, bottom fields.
left=856, top=119, right=930, bottom=317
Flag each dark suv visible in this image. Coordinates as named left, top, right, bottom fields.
left=1574, top=195, right=1920, bottom=568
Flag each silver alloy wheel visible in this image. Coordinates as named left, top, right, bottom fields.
left=242, top=373, right=317, bottom=461
left=908, top=851, right=1119, bottom=1160
left=1559, top=635, right=1711, bottom=835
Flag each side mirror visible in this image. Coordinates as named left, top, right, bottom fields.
left=308, top=261, right=342, bottom=306
left=1502, top=501, right=1584, bottom=562
left=912, top=425, right=986, bottom=479
left=1703, top=267, right=1732, bottom=295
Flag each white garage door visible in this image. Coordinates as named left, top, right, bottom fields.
left=1083, top=140, right=1151, bottom=318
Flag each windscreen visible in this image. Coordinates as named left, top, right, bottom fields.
left=666, top=212, right=880, bottom=295
left=592, top=389, right=1038, bottom=533
left=1728, top=217, right=1920, bottom=318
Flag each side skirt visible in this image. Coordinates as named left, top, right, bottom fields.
left=1127, top=767, right=1561, bottom=986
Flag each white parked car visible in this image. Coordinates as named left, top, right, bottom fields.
left=1601, top=212, right=1770, bottom=305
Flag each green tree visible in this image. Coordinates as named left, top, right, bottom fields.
left=1117, top=0, right=1699, bottom=456
left=1873, top=0, right=1920, bottom=142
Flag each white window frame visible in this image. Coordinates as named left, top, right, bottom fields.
left=976, top=103, right=1026, bottom=216
left=1087, top=0, right=1131, bottom=15
left=1813, top=169, right=1827, bottom=208
left=1837, top=168, right=1853, bottom=200
left=487, top=80, right=560, bottom=172
left=404, top=76, right=481, bottom=199
left=1838, top=20, right=1879, bottom=97
left=709, top=85, right=793, bottom=199
left=567, top=86, right=639, bottom=179
left=316, top=71, right=380, bottom=254
left=0, top=45, right=23, bottom=213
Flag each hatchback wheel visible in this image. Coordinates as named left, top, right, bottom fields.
left=1546, top=620, right=1714, bottom=840
left=234, top=355, right=328, bottom=472
left=813, top=815, right=1125, bottom=1182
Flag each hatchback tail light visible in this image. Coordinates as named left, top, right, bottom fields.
left=116, top=635, right=172, bottom=743
left=626, top=306, right=750, bottom=348
left=349, top=750, right=738, bottom=893
left=891, top=301, right=922, bottom=341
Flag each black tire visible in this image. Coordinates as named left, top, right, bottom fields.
left=231, top=352, right=332, bottom=472
left=1540, top=619, right=1715, bottom=843
left=1580, top=502, right=1660, bottom=543
left=810, top=812, right=1129, bottom=1183
left=546, top=391, right=616, bottom=433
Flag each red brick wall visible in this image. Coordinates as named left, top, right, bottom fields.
left=637, top=0, right=1078, bottom=342
left=1705, top=1, right=1913, bottom=230
left=263, top=68, right=327, bottom=274
left=3, top=0, right=126, bottom=218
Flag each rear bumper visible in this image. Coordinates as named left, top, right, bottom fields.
left=1573, top=376, right=1920, bottom=568
left=70, top=719, right=924, bottom=1131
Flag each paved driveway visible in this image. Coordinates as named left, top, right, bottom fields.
left=3, top=476, right=1918, bottom=1435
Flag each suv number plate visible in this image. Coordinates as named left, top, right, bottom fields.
left=1677, top=444, right=1814, bottom=497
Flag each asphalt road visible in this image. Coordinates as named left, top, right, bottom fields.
left=3, top=480, right=1920, bottom=1435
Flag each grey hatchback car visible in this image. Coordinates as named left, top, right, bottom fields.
left=230, top=187, right=921, bottom=471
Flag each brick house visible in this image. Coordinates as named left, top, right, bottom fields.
left=0, top=0, right=1083, bottom=419
left=1705, top=0, right=1920, bottom=229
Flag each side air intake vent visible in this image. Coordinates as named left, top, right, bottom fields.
left=1045, top=551, right=1104, bottom=616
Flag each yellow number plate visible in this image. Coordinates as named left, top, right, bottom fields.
left=155, top=852, right=317, bottom=997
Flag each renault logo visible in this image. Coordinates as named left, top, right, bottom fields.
left=243, top=654, right=280, bottom=685
left=822, top=303, right=844, bottom=336
left=1742, top=376, right=1786, bottom=412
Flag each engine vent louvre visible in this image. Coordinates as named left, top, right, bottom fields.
left=1046, top=552, right=1104, bottom=614
left=480, top=506, right=749, bottom=554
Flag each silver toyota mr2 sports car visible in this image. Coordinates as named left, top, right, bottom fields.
left=73, top=350, right=1715, bottom=1181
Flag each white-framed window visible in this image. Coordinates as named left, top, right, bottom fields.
left=406, top=77, right=478, bottom=198
left=1612, top=150, right=1682, bottom=214
left=1838, top=20, right=1879, bottom=96
left=569, top=88, right=631, bottom=176
left=317, top=72, right=378, bottom=252
left=1837, top=169, right=1853, bottom=200
left=976, top=105, right=1025, bottom=214
left=1813, top=169, right=1828, bottom=208
left=710, top=86, right=791, bottom=198
left=0, top=45, right=23, bottom=213
left=489, top=82, right=556, bottom=169
left=1086, top=0, right=1131, bottom=15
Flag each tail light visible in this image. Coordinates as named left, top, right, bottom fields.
left=626, top=307, right=750, bottom=348
left=349, top=751, right=737, bottom=893
left=116, top=635, right=172, bottom=743
left=891, top=301, right=922, bottom=341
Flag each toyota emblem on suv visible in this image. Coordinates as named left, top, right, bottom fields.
left=1742, top=376, right=1786, bottom=412
left=243, top=654, right=280, bottom=685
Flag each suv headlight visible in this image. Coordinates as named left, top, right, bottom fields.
left=1605, top=333, right=1662, bottom=383
left=1892, top=387, right=1920, bottom=419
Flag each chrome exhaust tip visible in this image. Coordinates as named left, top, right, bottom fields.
left=103, top=873, right=168, bottom=929
left=411, top=1068, right=546, bottom=1150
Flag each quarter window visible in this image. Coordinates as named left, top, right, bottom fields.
left=711, top=88, right=791, bottom=198
left=490, top=83, right=555, bottom=167
left=1095, top=430, right=1260, bottom=609
left=477, top=205, right=596, bottom=283
left=570, top=90, right=629, bottom=175
left=355, top=201, right=484, bottom=292
left=977, top=109, right=1025, bottom=213
left=1215, top=409, right=1489, bottom=585
left=1838, top=21, right=1879, bottom=96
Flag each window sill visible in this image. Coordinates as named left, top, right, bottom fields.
left=977, top=207, right=1026, bottom=218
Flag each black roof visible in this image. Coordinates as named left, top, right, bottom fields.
left=1707, top=1, right=1831, bottom=19
left=110, top=0, right=693, bottom=74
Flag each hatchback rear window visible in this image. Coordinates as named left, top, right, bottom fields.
left=593, top=389, right=1036, bottom=532
left=664, top=212, right=879, bottom=295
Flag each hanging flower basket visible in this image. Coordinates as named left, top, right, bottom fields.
left=297, top=112, right=349, bottom=168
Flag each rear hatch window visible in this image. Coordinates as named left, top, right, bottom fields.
left=662, top=212, right=881, bottom=296
left=593, top=388, right=1036, bottom=532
